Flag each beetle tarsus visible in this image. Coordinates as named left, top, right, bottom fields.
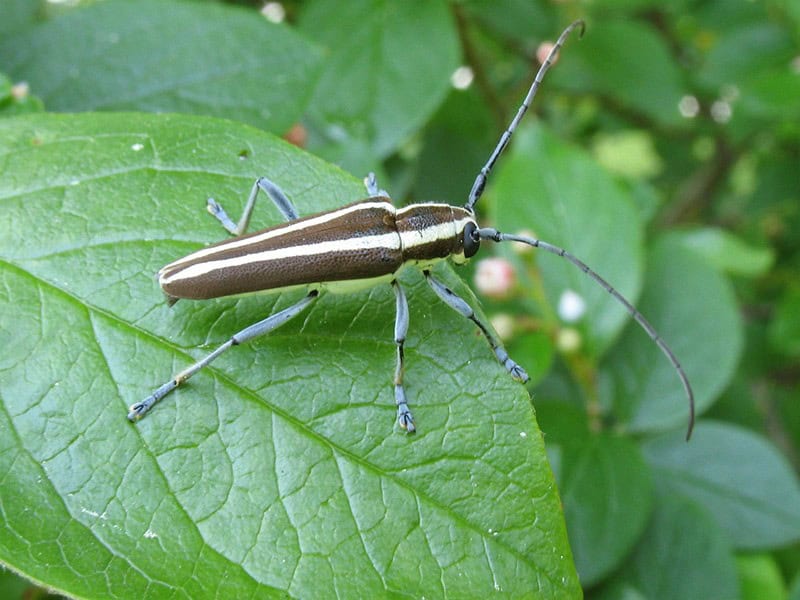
left=395, top=385, right=416, bottom=433
left=128, top=379, right=178, bottom=421
left=507, top=361, right=530, bottom=383
left=398, top=410, right=416, bottom=434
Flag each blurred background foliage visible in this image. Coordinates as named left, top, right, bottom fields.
left=1, top=0, right=799, bottom=597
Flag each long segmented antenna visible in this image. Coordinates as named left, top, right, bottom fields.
left=477, top=227, right=696, bottom=440
left=465, top=19, right=585, bottom=212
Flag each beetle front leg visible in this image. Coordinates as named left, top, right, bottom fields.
left=363, top=172, right=389, bottom=198
left=424, top=270, right=529, bottom=382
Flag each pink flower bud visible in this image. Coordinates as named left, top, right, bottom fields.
left=474, top=257, right=516, bottom=299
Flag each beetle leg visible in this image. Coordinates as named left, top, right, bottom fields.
left=424, top=271, right=529, bottom=382
left=128, top=290, right=319, bottom=421
left=207, top=176, right=300, bottom=236
left=363, top=172, right=390, bottom=198
left=391, top=280, right=415, bottom=433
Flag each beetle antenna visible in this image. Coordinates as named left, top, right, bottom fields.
left=476, top=227, right=696, bottom=440
left=465, top=19, right=585, bottom=212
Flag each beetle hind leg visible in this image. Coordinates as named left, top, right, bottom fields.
left=129, top=290, right=319, bottom=421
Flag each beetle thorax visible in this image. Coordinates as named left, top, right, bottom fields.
left=395, top=204, right=479, bottom=265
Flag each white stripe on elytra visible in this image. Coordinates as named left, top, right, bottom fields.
left=166, top=200, right=397, bottom=268
left=161, top=232, right=402, bottom=285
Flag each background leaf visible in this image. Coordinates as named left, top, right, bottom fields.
left=671, top=227, right=774, bottom=277
left=552, top=20, right=685, bottom=128
left=490, top=124, right=644, bottom=355
left=556, top=433, right=653, bottom=586
left=0, top=0, right=323, bottom=135
left=599, top=494, right=739, bottom=600
left=607, top=235, right=743, bottom=434
left=736, top=554, right=787, bottom=600
left=297, top=0, right=459, bottom=172
left=0, top=0, right=42, bottom=37
left=643, top=422, right=800, bottom=548
left=0, top=112, right=579, bottom=597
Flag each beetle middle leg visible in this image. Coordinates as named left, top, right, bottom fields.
left=207, top=176, right=300, bottom=236
left=391, top=280, right=415, bottom=432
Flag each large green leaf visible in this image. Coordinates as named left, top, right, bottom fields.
left=0, top=113, right=579, bottom=597
left=0, top=0, right=322, bottom=135
left=671, top=228, right=774, bottom=278
left=697, top=22, right=795, bottom=91
left=736, top=554, right=787, bottom=600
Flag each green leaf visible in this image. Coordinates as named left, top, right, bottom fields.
left=0, top=0, right=322, bottom=134
left=555, top=433, right=653, bottom=587
left=490, top=124, right=644, bottom=355
left=769, top=284, right=800, bottom=359
left=553, top=20, right=685, bottom=127
left=607, top=235, right=743, bottom=434
left=737, top=553, right=786, bottom=600
left=643, top=422, right=800, bottom=549
left=460, top=0, right=555, bottom=42
left=585, top=0, right=685, bottom=10
left=591, top=130, right=664, bottom=180
left=697, top=22, right=795, bottom=90
left=739, top=68, right=800, bottom=122
left=603, top=493, right=739, bottom=600
left=0, top=0, right=42, bottom=37
left=297, top=0, right=459, bottom=162
left=792, top=572, right=800, bottom=600
left=669, top=228, right=774, bottom=277
left=0, top=113, right=579, bottom=597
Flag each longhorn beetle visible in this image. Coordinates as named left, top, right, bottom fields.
left=129, top=20, right=695, bottom=439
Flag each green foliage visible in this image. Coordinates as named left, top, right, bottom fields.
left=0, top=0, right=323, bottom=134
left=1, top=0, right=799, bottom=598
left=296, top=0, right=459, bottom=167
left=736, top=553, right=786, bottom=600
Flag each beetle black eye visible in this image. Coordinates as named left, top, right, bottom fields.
left=463, top=221, right=480, bottom=258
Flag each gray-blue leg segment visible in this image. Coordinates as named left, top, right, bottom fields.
left=128, top=290, right=319, bottom=421
left=423, top=271, right=529, bottom=382
left=207, top=176, right=299, bottom=236
left=391, top=280, right=414, bottom=432
left=363, top=172, right=389, bottom=198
